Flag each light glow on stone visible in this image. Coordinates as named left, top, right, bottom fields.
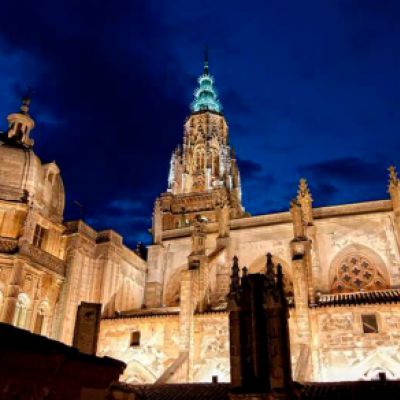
left=191, top=72, right=222, bottom=113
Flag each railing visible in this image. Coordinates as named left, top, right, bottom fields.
left=19, top=243, right=65, bottom=276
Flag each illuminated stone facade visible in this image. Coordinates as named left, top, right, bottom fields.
left=97, top=61, right=400, bottom=385
left=0, top=96, right=146, bottom=345
left=2, top=61, right=400, bottom=387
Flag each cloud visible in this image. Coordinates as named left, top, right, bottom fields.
left=0, top=1, right=399, bottom=245
left=237, top=158, right=263, bottom=179
left=298, top=157, right=387, bottom=206
left=298, top=157, right=385, bottom=184
left=108, top=199, right=143, bottom=212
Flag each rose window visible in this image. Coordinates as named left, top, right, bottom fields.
left=331, top=254, right=388, bottom=293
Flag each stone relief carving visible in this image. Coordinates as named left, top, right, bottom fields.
left=320, top=314, right=353, bottom=332
left=200, top=320, right=229, bottom=358
left=386, top=316, right=400, bottom=330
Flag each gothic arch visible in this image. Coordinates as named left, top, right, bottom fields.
left=122, top=359, right=157, bottom=384
left=209, top=146, right=220, bottom=176
left=193, top=144, right=205, bottom=173
left=34, top=300, right=49, bottom=335
left=329, top=244, right=389, bottom=293
left=248, top=254, right=294, bottom=296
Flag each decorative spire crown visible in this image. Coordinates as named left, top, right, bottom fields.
left=191, top=51, right=222, bottom=113
left=297, top=178, right=312, bottom=201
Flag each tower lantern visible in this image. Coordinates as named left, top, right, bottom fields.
left=6, top=93, right=35, bottom=148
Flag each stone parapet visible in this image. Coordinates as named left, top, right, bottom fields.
left=19, top=242, right=65, bottom=275
left=0, top=237, right=18, bottom=254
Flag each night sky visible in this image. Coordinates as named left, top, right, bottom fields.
left=1, top=1, right=400, bottom=247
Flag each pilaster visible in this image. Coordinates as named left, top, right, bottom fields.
left=144, top=244, right=167, bottom=308
left=1, top=260, right=23, bottom=324
left=178, top=268, right=199, bottom=382
left=290, top=200, right=313, bottom=381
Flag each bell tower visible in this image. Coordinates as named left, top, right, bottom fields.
left=145, top=53, right=245, bottom=308
left=155, top=52, right=245, bottom=237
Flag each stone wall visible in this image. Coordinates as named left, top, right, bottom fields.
left=312, top=304, right=400, bottom=381
left=98, top=312, right=231, bottom=384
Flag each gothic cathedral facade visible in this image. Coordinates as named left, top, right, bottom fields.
left=2, top=58, right=400, bottom=385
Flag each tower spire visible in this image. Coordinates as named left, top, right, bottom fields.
left=191, top=50, right=222, bottom=113
left=204, top=46, right=209, bottom=75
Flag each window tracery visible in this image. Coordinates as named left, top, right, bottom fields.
left=331, top=253, right=388, bottom=293
left=194, top=147, right=205, bottom=173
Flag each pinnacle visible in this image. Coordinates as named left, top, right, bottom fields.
left=297, top=178, right=313, bottom=202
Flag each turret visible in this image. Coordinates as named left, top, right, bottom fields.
left=2, top=94, right=35, bottom=148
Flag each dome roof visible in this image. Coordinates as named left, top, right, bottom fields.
left=0, top=144, right=65, bottom=222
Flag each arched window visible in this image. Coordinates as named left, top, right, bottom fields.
left=13, top=293, right=30, bottom=329
left=330, top=247, right=389, bottom=293
left=194, top=146, right=205, bottom=172
left=34, top=302, right=48, bottom=335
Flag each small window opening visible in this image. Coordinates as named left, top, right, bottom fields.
left=130, top=331, right=141, bottom=347
left=33, top=224, right=48, bottom=249
left=362, top=314, right=379, bottom=334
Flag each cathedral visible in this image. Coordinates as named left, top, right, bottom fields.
left=2, top=56, right=400, bottom=387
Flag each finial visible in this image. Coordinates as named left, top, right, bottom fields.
left=266, top=253, right=274, bottom=276
left=20, top=87, right=33, bottom=115
left=242, top=266, right=248, bottom=277
left=265, top=253, right=275, bottom=286
left=204, top=46, right=209, bottom=75
left=297, top=178, right=313, bottom=225
left=297, top=178, right=312, bottom=201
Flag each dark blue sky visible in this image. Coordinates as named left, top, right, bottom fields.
left=1, top=1, right=400, bottom=246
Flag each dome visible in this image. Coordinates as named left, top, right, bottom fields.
left=0, top=96, right=65, bottom=222
left=0, top=144, right=65, bottom=223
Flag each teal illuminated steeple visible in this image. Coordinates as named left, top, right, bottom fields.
left=191, top=49, right=222, bottom=113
